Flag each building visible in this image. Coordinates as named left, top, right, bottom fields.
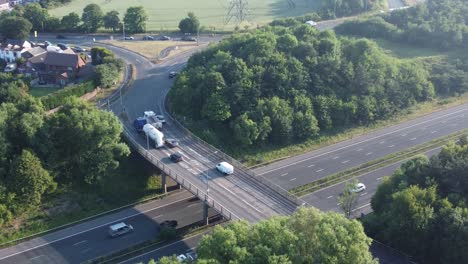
left=0, top=40, right=32, bottom=63
left=0, top=0, right=10, bottom=11
left=9, top=0, right=23, bottom=6
left=39, top=50, right=86, bottom=85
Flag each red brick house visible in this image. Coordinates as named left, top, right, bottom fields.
left=40, top=51, right=86, bottom=85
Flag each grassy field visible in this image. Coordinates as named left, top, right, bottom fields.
left=49, top=0, right=323, bottom=30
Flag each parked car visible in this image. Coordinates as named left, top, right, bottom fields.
left=170, top=152, right=183, bottom=162
left=181, top=36, right=197, bottom=42
left=143, top=35, right=154, bottom=40
left=159, top=35, right=171, bottom=41
left=165, top=138, right=179, bottom=148
left=108, top=222, right=133, bottom=237
left=305, top=20, right=317, bottom=26
left=4, top=63, right=17, bottom=73
left=160, top=220, right=178, bottom=229
left=350, top=183, right=366, bottom=193
left=169, top=71, right=178, bottom=78
left=56, top=34, right=66, bottom=39
left=124, top=36, right=135, bottom=40
left=44, top=41, right=52, bottom=46
left=72, top=46, right=86, bottom=52
left=155, top=115, right=166, bottom=123
left=57, top=43, right=69, bottom=50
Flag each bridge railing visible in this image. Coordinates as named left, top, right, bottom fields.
left=163, top=100, right=304, bottom=207
left=122, top=125, right=240, bottom=221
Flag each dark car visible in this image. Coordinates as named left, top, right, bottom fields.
left=57, top=43, right=69, bottom=50
left=56, top=34, right=66, bottom=39
left=143, top=35, right=154, bottom=40
left=160, top=220, right=178, bottom=229
left=44, top=41, right=52, bottom=47
left=124, top=36, right=134, bottom=40
left=170, top=152, right=183, bottom=162
left=159, top=35, right=171, bottom=41
left=165, top=138, right=179, bottom=148
left=168, top=71, right=178, bottom=78
left=72, top=46, right=86, bottom=53
left=181, top=36, right=197, bottom=42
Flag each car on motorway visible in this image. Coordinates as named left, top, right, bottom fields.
left=57, top=43, right=69, bottom=50
left=181, top=36, right=197, bottom=42
left=108, top=222, right=133, bottom=237
left=170, top=152, right=183, bottom=162
left=159, top=35, right=171, bottom=41
left=351, top=183, right=366, bottom=193
left=160, top=220, right=178, bottom=229
left=169, top=71, right=178, bottom=78
left=143, top=35, right=154, bottom=40
left=165, top=138, right=179, bottom=148
left=72, top=46, right=86, bottom=53
left=124, top=36, right=135, bottom=40
left=216, top=162, right=234, bottom=175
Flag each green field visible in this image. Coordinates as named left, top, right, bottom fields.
left=50, top=0, right=323, bottom=31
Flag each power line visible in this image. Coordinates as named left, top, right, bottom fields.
left=225, top=0, right=250, bottom=24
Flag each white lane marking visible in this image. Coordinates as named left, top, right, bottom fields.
left=187, top=147, right=203, bottom=158
left=352, top=203, right=371, bottom=212
left=431, top=130, right=437, bottom=134
left=379, top=141, right=385, bottom=144
left=316, top=169, right=324, bottom=172
left=257, top=105, right=468, bottom=175
left=356, top=148, right=363, bottom=152
left=187, top=204, right=197, bottom=208
left=332, top=156, right=339, bottom=160
left=327, top=195, right=334, bottom=199
left=73, top=240, right=87, bottom=246
left=307, top=164, right=315, bottom=168
left=341, top=160, right=350, bottom=164
left=152, top=214, right=164, bottom=219
left=376, top=177, right=382, bottom=181
left=366, top=152, right=373, bottom=156
left=29, top=255, right=45, bottom=261
left=401, top=133, right=407, bottom=137
left=289, top=178, right=297, bottom=182
left=388, top=145, right=395, bottom=148
left=410, top=137, right=417, bottom=140
left=0, top=196, right=191, bottom=261
left=281, top=173, right=289, bottom=177
left=360, top=192, right=368, bottom=197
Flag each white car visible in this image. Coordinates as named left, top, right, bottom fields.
left=177, top=254, right=187, bottom=262
left=216, top=162, right=234, bottom=175
left=351, top=183, right=366, bottom=193
left=305, top=20, right=317, bottom=26
left=156, top=115, right=166, bottom=123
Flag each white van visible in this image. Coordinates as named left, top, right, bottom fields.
left=216, top=162, right=234, bottom=175
left=108, top=222, right=133, bottom=237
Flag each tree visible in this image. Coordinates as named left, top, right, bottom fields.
left=81, top=3, right=103, bottom=33
left=45, top=16, right=61, bottom=32
left=103, top=10, right=120, bottom=33
left=24, top=3, right=49, bottom=32
left=338, top=179, right=360, bottom=218
left=95, top=63, right=119, bottom=88
left=231, top=113, right=259, bottom=146
left=0, top=16, right=32, bottom=40
left=123, top=6, right=147, bottom=34
left=178, top=12, right=200, bottom=34
left=90, top=47, right=114, bottom=65
left=46, top=98, right=130, bottom=186
left=61, top=12, right=81, bottom=32
left=201, top=93, right=231, bottom=122
left=7, top=149, right=56, bottom=206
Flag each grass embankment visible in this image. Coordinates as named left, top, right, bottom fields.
left=291, top=130, right=468, bottom=197
left=0, top=153, right=163, bottom=246
left=99, top=40, right=197, bottom=62
left=29, top=86, right=61, bottom=97
left=49, top=0, right=322, bottom=30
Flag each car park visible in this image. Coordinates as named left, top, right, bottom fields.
left=108, top=222, right=133, bottom=237
left=124, top=36, right=135, bottom=40
left=170, top=152, right=183, bottom=162
left=169, top=71, right=178, bottom=78
left=351, top=183, right=366, bottom=193
left=216, top=162, right=234, bottom=175
left=143, top=35, right=154, bottom=40
left=159, top=35, right=171, bottom=41
left=165, top=138, right=179, bottom=148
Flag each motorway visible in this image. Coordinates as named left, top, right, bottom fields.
left=0, top=191, right=217, bottom=264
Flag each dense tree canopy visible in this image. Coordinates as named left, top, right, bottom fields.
left=103, top=10, right=121, bottom=33
left=0, top=16, right=32, bottom=40
left=123, top=6, right=147, bottom=34
left=178, top=12, right=200, bottom=34
left=365, top=138, right=468, bottom=263
left=61, top=12, right=81, bottom=32
left=169, top=25, right=434, bottom=148
left=81, top=3, right=103, bottom=33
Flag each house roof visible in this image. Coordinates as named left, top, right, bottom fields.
left=43, top=52, right=85, bottom=68
left=28, top=52, right=47, bottom=64
left=22, top=46, right=46, bottom=59
left=0, top=0, right=9, bottom=5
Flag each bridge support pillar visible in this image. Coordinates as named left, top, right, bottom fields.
left=161, top=173, right=167, bottom=194
left=203, top=202, right=209, bottom=226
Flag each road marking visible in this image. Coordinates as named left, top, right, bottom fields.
left=431, top=130, right=437, bottom=134
left=356, top=148, right=363, bottom=152
left=366, top=152, right=373, bottom=156
left=410, top=137, right=417, bottom=140
left=307, top=164, right=315, bottom=168
left=352, top=203, right=371, bottom=212
left=341, top=160, right=350, bottom=164
left=379, top=141, right=385, bottom=144
left=187, top=204, right=197, bottom=208
left=388, top=145, right=395, bottom=148
left=327, top=195, right=334, bottom=199
left=376, top=177, right=382, bottom=181
left=0, top=196, right=192, bottom=261
left=29, top=255, right=45, bottom=261
left=360, top=192, right=368, bottom=197
left=316, top=169, right=324, bottom=172
left=152, top=214, right=164, bottom=219
left=281, top=173, right=289, bottom=177
left=289, top=178, right=297, bottom=182
left=187, top=147, right=203, bottom=158
left=73, top=240, right=87, bottom=246
left=257, top=105, right=468, bottom=175
left=332, top=156, right=339, bottom=160
left=401, top=133, right=407, bottom=137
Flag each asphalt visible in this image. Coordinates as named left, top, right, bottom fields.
left=0, top=191, right=217, bottom=264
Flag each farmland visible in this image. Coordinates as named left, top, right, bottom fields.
left=49, top=0, right=323, bottom=31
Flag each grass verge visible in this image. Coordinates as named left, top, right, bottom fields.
left=29, top=86, right=61, bottom=97
left=290, top=129, right=468, bottom=197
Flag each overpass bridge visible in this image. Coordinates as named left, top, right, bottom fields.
left=101, top=47, right=300, bottom=223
